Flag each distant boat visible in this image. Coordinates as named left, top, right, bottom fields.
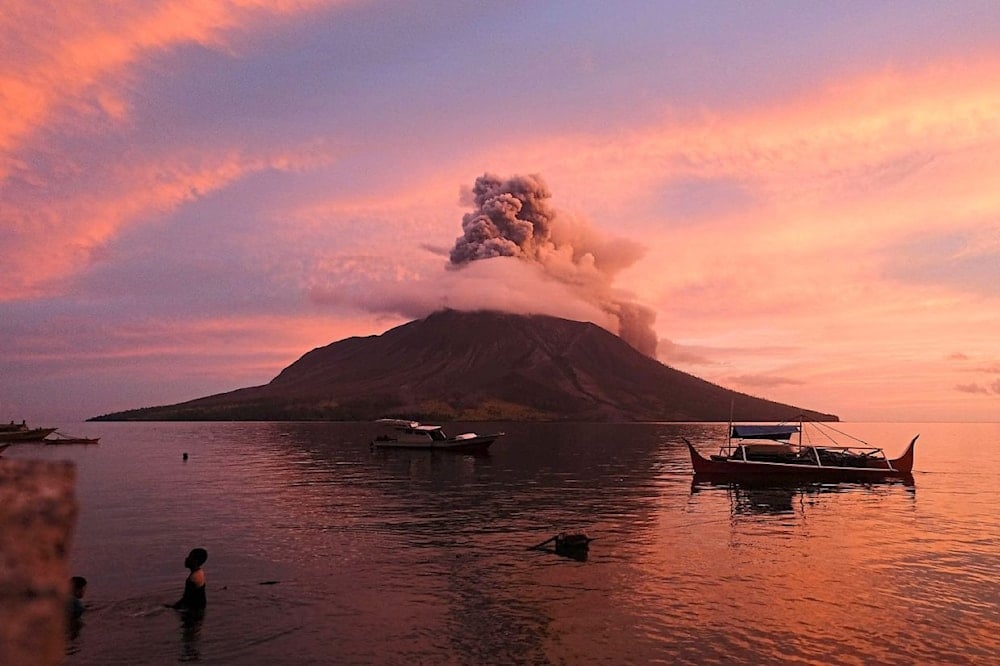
left=44, top=431, right=100, bottom=445
left=371, top=419, right=503, bottom=451
left=0, top=421, right=57, bottom=442
left=684, top=419, right=917, bottom=483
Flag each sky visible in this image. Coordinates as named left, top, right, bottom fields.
left=2, top=1, right=999, bottom=424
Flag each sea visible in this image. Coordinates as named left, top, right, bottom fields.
left=7, top=421, right=999, bottom=665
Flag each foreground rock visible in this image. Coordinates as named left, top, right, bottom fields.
left=0, top=459, right=77, bottom=666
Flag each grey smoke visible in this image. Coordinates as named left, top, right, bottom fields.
left=449, top=173, right=658, bottom=357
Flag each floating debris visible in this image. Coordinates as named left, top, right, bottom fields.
left=527, top=532, right=593, bottom=561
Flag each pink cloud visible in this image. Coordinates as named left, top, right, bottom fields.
left=2, top=146, right=331, bottom=301
left=0, top=0, right=338, bottom=178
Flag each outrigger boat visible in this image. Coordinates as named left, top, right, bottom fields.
left=371, top=419, right=503, bottom=452
left=44, top=431, right=100, bottom=445
left=0, top=421, right=57, bottom=442
left=684, top=421, right=917, bottom=483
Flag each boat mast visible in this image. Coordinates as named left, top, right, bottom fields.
left=728, top=398, right=734, bottom=448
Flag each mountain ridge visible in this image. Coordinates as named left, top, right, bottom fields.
left=90, top=309, right=838, bottom=422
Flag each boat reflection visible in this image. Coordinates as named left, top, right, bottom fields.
left=690, top=475, right=915, bottom=516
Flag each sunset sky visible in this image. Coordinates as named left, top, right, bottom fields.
left=3, top=1, right=999, bottom=423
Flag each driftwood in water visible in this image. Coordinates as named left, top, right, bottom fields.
left=528, top=532, right=593, bottom=561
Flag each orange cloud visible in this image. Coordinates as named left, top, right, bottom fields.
left=497, top=56, right=1000, bottom=236
left=6, top=309, right=387, bottom=380
left=2, top=1, right=350, bottom=300
left=2, top=144, right=332, bottom=301
left=0, top=0, right=342, bottom=180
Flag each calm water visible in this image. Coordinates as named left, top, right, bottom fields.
left=8, top=421, right=999, bottom=664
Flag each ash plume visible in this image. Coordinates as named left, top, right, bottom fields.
left=449, top=173, right=658, bottom=357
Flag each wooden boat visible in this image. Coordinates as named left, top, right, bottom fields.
left=371, top=419, right=503, bottom=451
left=44, top=431, right=100, bottom=445
left=685, top=421, right=917, bottom=483
left=0, top=421, right=57, bottom=442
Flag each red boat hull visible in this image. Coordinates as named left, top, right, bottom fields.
left=685, top=436, right=917, bottom=483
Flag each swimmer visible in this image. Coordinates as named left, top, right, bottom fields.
left=169, top=548, right=207, bottom=611
left=68, top=576, right=87, bottom=618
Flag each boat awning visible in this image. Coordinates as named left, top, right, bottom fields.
left=376, top=419, right=420, bottom=428
left=731, top=425, right=799, bottom=440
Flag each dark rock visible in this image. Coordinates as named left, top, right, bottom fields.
left=0, top=459, right=77, bottom=666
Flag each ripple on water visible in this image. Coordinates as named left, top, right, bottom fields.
left=44, top=421, right=1000, bottom=664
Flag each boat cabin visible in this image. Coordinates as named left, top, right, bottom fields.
left=715, top=425, right=801, bottom=460
left=397, top=424, right=449, bottom=442
left=714, top=424, right=888, bottom=467
left=374, top=419, right=450, bottom=443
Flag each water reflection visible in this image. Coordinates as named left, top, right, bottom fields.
left=177, top=609, right=204, bottom=663
left=690, top=477, right=917, bottom=517
left=28, top=420, right=998, bottom=664
left=65, top=615, right=84, bottom=655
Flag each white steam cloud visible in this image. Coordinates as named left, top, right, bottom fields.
left=449, top=173, right=658, bottom=357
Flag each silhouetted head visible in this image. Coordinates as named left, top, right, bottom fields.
left=70, top=576, right=87, bottom=599
left=185, top=548, right=208, bottom=570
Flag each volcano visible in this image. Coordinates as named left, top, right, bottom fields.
left=91, top=310, right=837, bottom=422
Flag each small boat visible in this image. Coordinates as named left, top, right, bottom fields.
left=44, top=431, right=100, bottom=445
left=371, top=419, right=503, bottom=451
left=685, top=420, right=917, bottom=483
left=0, top=421, right=58, bottom=442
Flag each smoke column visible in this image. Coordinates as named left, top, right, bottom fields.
left=449, top=173, right=658, bottom=357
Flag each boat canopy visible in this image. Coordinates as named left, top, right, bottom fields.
left=731, top=425, right=800, bottom=440
left=376, top=418, right=420, bottom=428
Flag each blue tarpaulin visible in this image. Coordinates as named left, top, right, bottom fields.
left=731, top=425, right=800, bottom=440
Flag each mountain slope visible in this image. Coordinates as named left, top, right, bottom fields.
left=91, top=309, right=837, bottom=422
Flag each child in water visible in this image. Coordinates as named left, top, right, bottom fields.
left=68, top=576, right=87, bottom=618
left=170, top=548, right=207, bottom=610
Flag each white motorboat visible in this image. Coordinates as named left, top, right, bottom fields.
left=371, top=419, right=503, bottom=451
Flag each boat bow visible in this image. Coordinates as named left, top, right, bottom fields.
left=683, top=438, right=715, bottom=475
left=889, top=435, right=919, bottom=474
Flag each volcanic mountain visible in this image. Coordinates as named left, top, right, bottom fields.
left=91, top=309, right=837, bottom=422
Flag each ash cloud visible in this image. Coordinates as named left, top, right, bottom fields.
left=449, top=173, right=658, bottom=357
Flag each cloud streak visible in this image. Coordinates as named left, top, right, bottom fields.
left=0, top=0, right=336, bottom=177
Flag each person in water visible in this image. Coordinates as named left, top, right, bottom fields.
left=170, top=548, right=207, bottom=610
left=68, top=576, right=87, bottom=618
